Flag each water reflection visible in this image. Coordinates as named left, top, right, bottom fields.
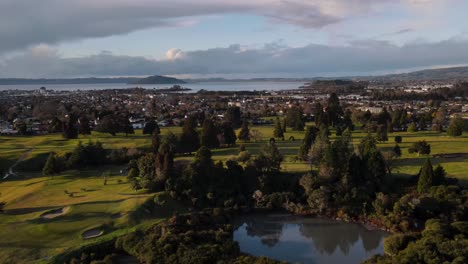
left=233, top=214, right=388, bottom=264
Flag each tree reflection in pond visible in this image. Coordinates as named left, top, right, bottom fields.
left=233, top=214, right=388, bottom=264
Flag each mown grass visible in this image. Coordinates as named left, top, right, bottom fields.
left=0, top=166, right=185, bottom=264
left=0, top=125, right=466, bottom=262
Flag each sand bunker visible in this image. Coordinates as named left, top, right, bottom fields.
left=82, top=228, right=104, bottom=239
left=40, top=206, right=70, bottom=219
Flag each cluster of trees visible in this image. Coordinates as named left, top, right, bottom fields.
left=177, top=116, right=238, bottom=154
left=42, top=141, right=140, bottom=176
left=298, top=130, right=389, bottom=216
left=115, top=210, right=282, bottom=264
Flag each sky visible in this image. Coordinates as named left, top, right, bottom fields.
left=0, top=0, right=468, bottom=78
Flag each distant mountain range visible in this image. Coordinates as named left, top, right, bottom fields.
left=129, top=75, right=185, bottom=84
left=364, top=66, right=468, bottom=81
left=1, top=66, right=468, bottom=85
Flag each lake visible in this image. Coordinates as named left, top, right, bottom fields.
left=233, top=214, right=389, bottom=264
left=0, top=81, right=305, bottom=92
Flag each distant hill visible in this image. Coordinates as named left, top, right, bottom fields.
left=130, top=75, right=185, bottom=84
left=366, top=66, right=468, bottom=81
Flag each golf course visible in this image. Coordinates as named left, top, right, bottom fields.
left=0, top=125, right=467, bottom=263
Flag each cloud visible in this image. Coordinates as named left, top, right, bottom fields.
left=0, top=0, right=449, bottom=54
left=2, top=38, right=468, bottom=78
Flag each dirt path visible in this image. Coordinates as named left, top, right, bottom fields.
left=3, top=148, right=34, bottom=179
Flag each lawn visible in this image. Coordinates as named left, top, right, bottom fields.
left=0, top=166, right=185, bottom=264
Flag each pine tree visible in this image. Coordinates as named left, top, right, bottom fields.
left=42, top=152, right=57, bottom=176
left=221, top=121, right=237, bottom=146
left=238, top=120, right=250, bottom=141
left=433, top=164, right=446, bottom=185
left=78, top=116, right=91, bottom=135
left=417, top=158, right=434, bottom=193
left=143, top=120, right=160, bottom=135
left=201, top=119, right=219, bottom=148
left=273, top=117, right=284, bottom=139
left=179, top=117, right=200, bottom=154
left=393, top=144, right=402, bottom=157
left=298, top=126, right=319, bottom=160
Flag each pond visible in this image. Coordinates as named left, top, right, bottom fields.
left=233, top=214, right=389, bottom=264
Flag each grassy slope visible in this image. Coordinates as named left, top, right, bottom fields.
left=0, top=167, right=184, bottom=263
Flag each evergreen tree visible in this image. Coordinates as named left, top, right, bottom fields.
left=273, top=117, right=284, bottom=139
left=62, top=114, right=79, bottom=139
left=221, top=121, right=237, bottom=146
left=418, top=159, right=434, bottom=193
left=408, top=140, right=431, bottom=156
left=143, top=120, right=160, bottom=135
left=225, top=106, right=242, bottom=128
left=78, top=116, right=91, bottom=135
left=327, top=93, right=343, bottom=127
left=200, top=119, right=219, bottom=148
left=298, top=126, right=319, bottom=160
left=42, top=152, right=57, bottom=176
left=178, top=117, right=200, bottom=154
left=95, top=115, right=119, bottom=136
left=343, top=109, right=354, bottom=130
left=393, top=144, right=402, bottom=157
left=433, top=164, right=446, bottom=186
left=285, top=107, right=304, bottom=131
left=376, top=124, right=388, bottom=142
left=238, top=120, right=250, bottom=141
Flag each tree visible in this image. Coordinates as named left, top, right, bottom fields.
left=394, top=136, right=402, bottom=143
left=62, top=114, right=78, bottom=139
left=42, top=152, right=58, bottom=176
left=273, top=117, right=284, bottom=139
left=238, top=120, right=250, bottom=141
left=285, top=107, right=304, bottom=131
left=326, top=93, right=343, bottom=127
left=151, top=131, right=161, bottom=154
left=393, top=144, right=402, bottom=157
left=408, top=140, right=431, bottom=156
left=178, top=117, right=200, bottom=154
left=200, top=119, right=219, bottom=149
left=225, top=106, right=242, bottom=128
left=408, top=122, right=417, bottom=132
left=95, top=115, right=119, bottom=136
left=376, top=124, right=388, bottom=142
left=254, top=142, right=284, bottom=194
left=433, top=165, right=446, bottom=186
left=143, top=120, right=160, bottom=135
left=78, top=116, right=91, bottom=135
left=220, top=121, right=237, bottom=146
left=298, top=126, right=319, bottom=160
left=418, top=159, right=434, bottom=193
left=447, top=116, right=464, bottom=137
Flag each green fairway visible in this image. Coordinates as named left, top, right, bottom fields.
left=0, top=167, right=185, bottom=264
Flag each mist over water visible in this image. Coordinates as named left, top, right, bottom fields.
left=233, top=214, right=388, bottom=264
